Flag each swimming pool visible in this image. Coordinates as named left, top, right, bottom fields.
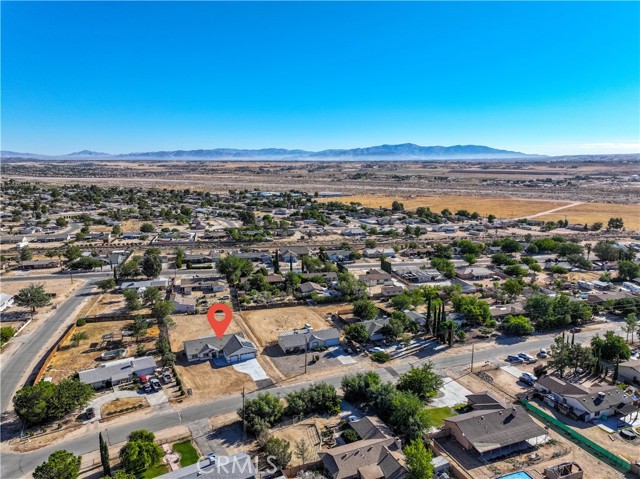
left=497, top=472, right=534, bottom=479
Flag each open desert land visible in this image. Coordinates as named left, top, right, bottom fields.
left=536, top=202, right=640, bottom=230
left=45, top=320, right=160, bottom=383
left=318, top=194, right=574, bottom=218
left=239, top=306, right=337, bottom=348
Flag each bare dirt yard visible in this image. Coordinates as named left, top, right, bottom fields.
left=173, top=358, right=256, bottom=403
left=240, top=306, right=336, bottom=347
left=46, top=320, right=160, bottom=382
left=0, top=278, right=85, bottom=321
left=270, top=420, right=323, bottom=466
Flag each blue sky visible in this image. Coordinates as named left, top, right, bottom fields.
left=2, top=1, right=639, bottom=156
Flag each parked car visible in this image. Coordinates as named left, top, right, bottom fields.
left=518, top=353, right=535, bottom=362
left=519, top=372, right=537, bottom=385
left=569, top=327, right=582, bottom=333
left=85, top=407, right=95, bottom=419
left=506, top=355, right=524, bottom=364
left=143, top=382, right=153, bottom=393
left=162, top=371, right=172, bottom=383
left=150, top=378, right=162, bottom=391
left=368, top=347, right=385, bottom=354
left=537, top=349, right=548, bottom=358
left=139, top=374, right=149, bottom=385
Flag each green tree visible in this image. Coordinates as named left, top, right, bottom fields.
left=123, top=289, right=141, bottom=311
left=352, top=299, right=378, bottom=321
left=390, top=293, right=413, bottom=310
left=13, top=381, right=56, bottom=426
left=63, top=245, right=82, bottom=262
left=72, top=257, right=104, bottom=270
left=218, top=256, right=254, bottom=284
left=499, top=315, right=534, bottom=336
left=33, top=450, right=81, bottom=479
left=500, top=238, right=522, bottom=253
left=14, top=283, right=52, bottom=318
left=1, top=325, right=15, bottom=345
left=404, top=439, right=434, bottom=479
left=618, top=261, right=640, bottom=282
left=96, top=278, right=116, bottom=293
left=502, top=278, right=523, bottom=299
left=129, top=317, right=148, bottom=343
left=99, top=432, right=111, bottom=477
left=139, top=223, right=156, bottom=233
left=151, top=300, right=173, bottom=322
left=140, top=250, right=162, bottom=278
left=263, top=437, right=291, bottom=469
left=607, top=217, right=624, bottom=230
left=55, top=217, right=68, bottom=227
left=344, top=323, right=369, bottom=343
left=396, top=362, right=444, bottom=400
left=389, top=391, right=431, bottom=441
left=623, top=313, right=638, bottom=344
left=46, top=379, right=94, bottom=420
left=20, top=245, right=33, bottom=262
left=119, top=430, right=163, bottom=474
left=239, top=393, right=284, bottom=437
left=548, top=335, right=571, bottom=378
left=341, top=372, right=382, bottom=404
left=142, top=287, right=162, bottom=306
left=70, top=331, right=89, bottom=347
left=294, top=438, right=313, bottom=465
left=462, top=253, right=477, bottom=266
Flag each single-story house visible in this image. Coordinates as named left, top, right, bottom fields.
left=184, top=334, right=258, bottom=364
left=120, top=277, right=170, bottom=291
left=618, top=359, right=640, bottom=385
left=342, top=227, right=366, bottom=237
left=0, top=293, right=15, bottom=312
left=359, top=270, right=393, bottom=287
left=361, top=318, right=391, bottom=341
left=171, top=294, right=196, bottom=313
left=534, top=376, right=633, bottom=422
left=456, top=266, right=493, bottom=280
left=278, top=327, right=340, bottom=353
left=177, top=276, right=225, bottom=294
left=490, top=303, right=526, bottom=320
left=444, top=402, right=546, bottom=459
left=21, top=259, right=62, bottom=270
left=381, top=285, right=404, bottom=297
left=156, top=453, right=256, bottom=479
left=264, top=274, right=284, bottom=285
left=298, top=281, right=325, bottom=296
left=324, top=249, right=352, bottom=262
left=362, top=248, right=396, bottom=258
left=183, top=252, right=221, bottom=264
left=78, top=356, right=157, bottom=389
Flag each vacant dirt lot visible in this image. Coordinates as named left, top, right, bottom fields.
left=240, top=306, right=335, bottom=347
left=537, top=202, right=640, bottom=230
left=174, top=358, right=256, bottom=403
left=270, top=421, right=322, bottom=466
left=319, top=195, right=572, bottom=218
left=169, top=313, right=244, bottom=353
left=0, top=278, right=85, bottom=321
left=46, top=320, right=160, bottom=382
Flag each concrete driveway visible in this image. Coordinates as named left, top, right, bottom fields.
left=430, top=378, right=473, bottom=407
left=232, top=358, right=269, bottom=381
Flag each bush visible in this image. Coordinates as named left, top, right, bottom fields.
left=499, top=315, right=534, bottom=336
left=371, top=351, right=391, bottom=363
left=341, top=428, right=359, bottom=443
left=76, top=318, right=87, bottom=327
left=1, top=326, right=15, bottom=345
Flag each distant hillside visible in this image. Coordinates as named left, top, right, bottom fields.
left=1, top=143, right=543, bottom=160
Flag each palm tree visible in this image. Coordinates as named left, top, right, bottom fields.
left=585, top=243, right=592, bottom=260
left=624, top=313, right=638, bottom=344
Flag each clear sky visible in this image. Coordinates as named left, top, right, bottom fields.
left=2, top=1, right=639, bottom=156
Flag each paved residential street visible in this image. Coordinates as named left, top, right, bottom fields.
left=0, top=323, right=622, bottom=478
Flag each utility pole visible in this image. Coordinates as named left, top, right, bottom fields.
left=304, top=336, right=309, bottom=374
left=470, top=344, right=475, bottom=373
left=241, top=387, right=246, bottom=443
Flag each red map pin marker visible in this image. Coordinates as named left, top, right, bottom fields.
left=207, top=303, right=233, bottom=339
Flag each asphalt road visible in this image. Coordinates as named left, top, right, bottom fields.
left=0, top=282, right=97, bottom=412
left=0, top=325, right=621, bottom=478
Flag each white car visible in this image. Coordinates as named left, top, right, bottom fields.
left=368, top=347, right=385, bottom=354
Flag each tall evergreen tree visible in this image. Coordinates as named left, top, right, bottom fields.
left=99, top=432, right=111, bottom=476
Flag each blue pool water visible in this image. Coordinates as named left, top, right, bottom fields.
left=497, top=472, right=534, bottom=479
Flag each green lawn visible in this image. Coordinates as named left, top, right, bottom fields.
left=424, top=406, right=455, bottom=427
left=142, top=463, right=169, bottom=479
left=173, top=440, right=199, bottom=467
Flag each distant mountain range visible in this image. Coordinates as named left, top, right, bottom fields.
left=0, top=143, right=542, bottom=160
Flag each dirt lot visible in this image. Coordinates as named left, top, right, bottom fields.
left=537, top=202, right=640, bottom=230
left=270, top=420, right=324, bottom=466
left=89, top=292, right=131, bottom=316
left=173, top=358, right=256, bottom=403
left=240, top=306, right=336, bottom=347
left=319, top=195, right=573, bottom=218
left=46, top=320, right=160, bottom=382
left=0, top=278, right=85, bottom=319
left=101, top=397, right=148, bottom=416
